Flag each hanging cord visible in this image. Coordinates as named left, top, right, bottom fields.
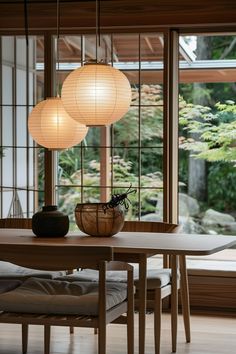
left=24, top=0, right=29, bottom=47
left=95, top=0, right=101, bottom=62
left=56, top=0, right=60, bottom=97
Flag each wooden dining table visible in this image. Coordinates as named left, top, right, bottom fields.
left=0, top=228, right=236, bottom=354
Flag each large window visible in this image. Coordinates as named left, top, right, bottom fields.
left=179, top=33, right=236, bottom=237
left=55, top=33, right=165, bottom=227
left=0, top=36, right=44, bottom=218
left=0, top=32, right=170, bottom=225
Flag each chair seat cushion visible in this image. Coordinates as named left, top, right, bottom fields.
left=0, top=277, right=128, bottom=316
left=0, top=280, right=22, bottom=294
left=56, top=267, right=172, bottom=289
left=0, top=261, right=66, bottom=280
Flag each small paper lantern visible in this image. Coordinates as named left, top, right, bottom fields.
left=61, top=63, right=131, bottom=126
left=28, top=97, right=88, bottom=150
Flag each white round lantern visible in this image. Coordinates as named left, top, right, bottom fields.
left=61, top=63, right=131, bottom=126
left=28, top=97, right=88, bottom=150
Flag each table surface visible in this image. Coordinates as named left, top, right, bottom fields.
left=0, top=229, right=236, bottom=256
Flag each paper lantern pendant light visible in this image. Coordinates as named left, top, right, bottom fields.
left=61, top=62, right=132, bottom=126
left=28, top=97, right=88, bottom=150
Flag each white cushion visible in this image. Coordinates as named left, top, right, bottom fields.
left=0, top=261, right=66, bottom=280
left=0, top=280, right=22, bottom=294
left=56, top=267, right=172, bottom=289
left=0, top=277, right=128, bottom=316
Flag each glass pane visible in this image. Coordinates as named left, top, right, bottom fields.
left=140, top=106, right=163, bottom=143
left=36, top=36, right=44, bottom=102
left=17, top=190, right=27, bottom=216
left=16, top=148, right=27, bottom=187
left=140, top=188, right=163, bottom=221
left=16, top=69, right=26, bottom=105
left=141, top=148, right=163, bottom=186
left=140, top=33, right=164, bottom=105
left=83, top=186, right=100, bottom=203
left=2, top=148, right=13, bottom=187
left=2, top=191, right=13, bottom=218
left=58, top=146, right=82, bottom=185
left=16, top=107, right=27, bottom=145
left=113, top=107, right=139, bottom=147
left=0, top=35, right=40, bottom=218
left=29, top=71, right=35, bottom=106
left=28, top=147, right=35, bottom=187
left=16, top=37, right=26, bottom=67
left=29, top=191, right=35, bottom=217
left=2, top=107, right=13, bottom=145
left=113, top=33, right=139, bottom=63
left=28, top=37, right=35, bottom=69
left=2, top=36, right=14, bottom=62
left=112, top=149, right=139, bottom=188
left=179, top=33, right=236, bottom=240
left=2, top=65, right=12, bottom=105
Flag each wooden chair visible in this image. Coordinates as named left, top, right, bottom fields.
left=62, top=220, right=190, bottom=353
left=0, top=217, right=72, bottom=351
left=121, top=221, right=190, bottom=354
left=0, top=244, right=134, bottom=354
left=0, top=218, right=32, bottom=229
left=0, top=218, right=65, bottom=280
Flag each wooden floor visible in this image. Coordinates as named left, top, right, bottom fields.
left=0, top=313, right=235, bottom=354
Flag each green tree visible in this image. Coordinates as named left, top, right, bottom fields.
left=179, top=99, right=236, bottom=212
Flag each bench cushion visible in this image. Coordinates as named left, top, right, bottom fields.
left=0, top=261, right=66, bottom=280
left=56, top=267, right=172, bottom=289
left=0, top=277, right=128, bottom=316
left=0, top=280, right=22, bottom=294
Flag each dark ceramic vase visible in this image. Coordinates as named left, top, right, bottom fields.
left=32, top=205, right=69, bottom=238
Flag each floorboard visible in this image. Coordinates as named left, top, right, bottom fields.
left=0, top=313, right=235, bottom=354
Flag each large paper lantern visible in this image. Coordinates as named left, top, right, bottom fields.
left=28, top=97, right=88, bottom=150
left=61, top=63, right=131, bottom=126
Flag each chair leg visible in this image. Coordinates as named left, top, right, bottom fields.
left=44, top=325, right=51, bottom=354
left=98, top=323, right=106, bottom=354
left=127, top=278, right=134, bottom=354
left=154, top=289, right=162, bottom=354
left=22, top=324, right=28, bottom=354
left=69, top=326, right=74, bottom=334
left=171, top=255, right=178, bottom=353
left=179, top=255, right=191, bottom=343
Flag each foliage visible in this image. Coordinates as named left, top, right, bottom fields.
left=208, top=162, right=236, bottom=212
left=113, top=84, right=163, bottom=174
left=56, top=84, right=164, bottom=223
left=179, top=99, right=236, bottom=163
left=58, top=156, right=163, bottom=223
left=179, top=98, right=236, bottom=213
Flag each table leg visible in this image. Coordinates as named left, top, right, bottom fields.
left=179, top=255, right=191, bottom=343
left=138, top=254, right=147, bottom=354
left=171, top=255, right=178, bottom=353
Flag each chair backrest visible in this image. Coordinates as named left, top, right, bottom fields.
left=0, top=244, right=113, bottom=271
left=0, top=218, right=32, bottom=229
left=122, top=221, right=180, bottom=233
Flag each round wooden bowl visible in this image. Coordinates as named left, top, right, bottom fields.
left=75, top=203, right=125, bottom=237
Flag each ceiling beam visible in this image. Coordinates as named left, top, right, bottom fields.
left=0, top=1, right=236, bottom=30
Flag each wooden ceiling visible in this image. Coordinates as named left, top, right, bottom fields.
left=1, top=0, right=236, bottom=84
left=36, top=34, right=236, bottom=84
left=0, top=0, right=236, bottom=30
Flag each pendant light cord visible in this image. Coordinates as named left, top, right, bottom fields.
left=95, top=0, right=101, bottom=62
left=24, top=0, right=29, bottom=47
left=56, top=0, right=60, bottom=97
